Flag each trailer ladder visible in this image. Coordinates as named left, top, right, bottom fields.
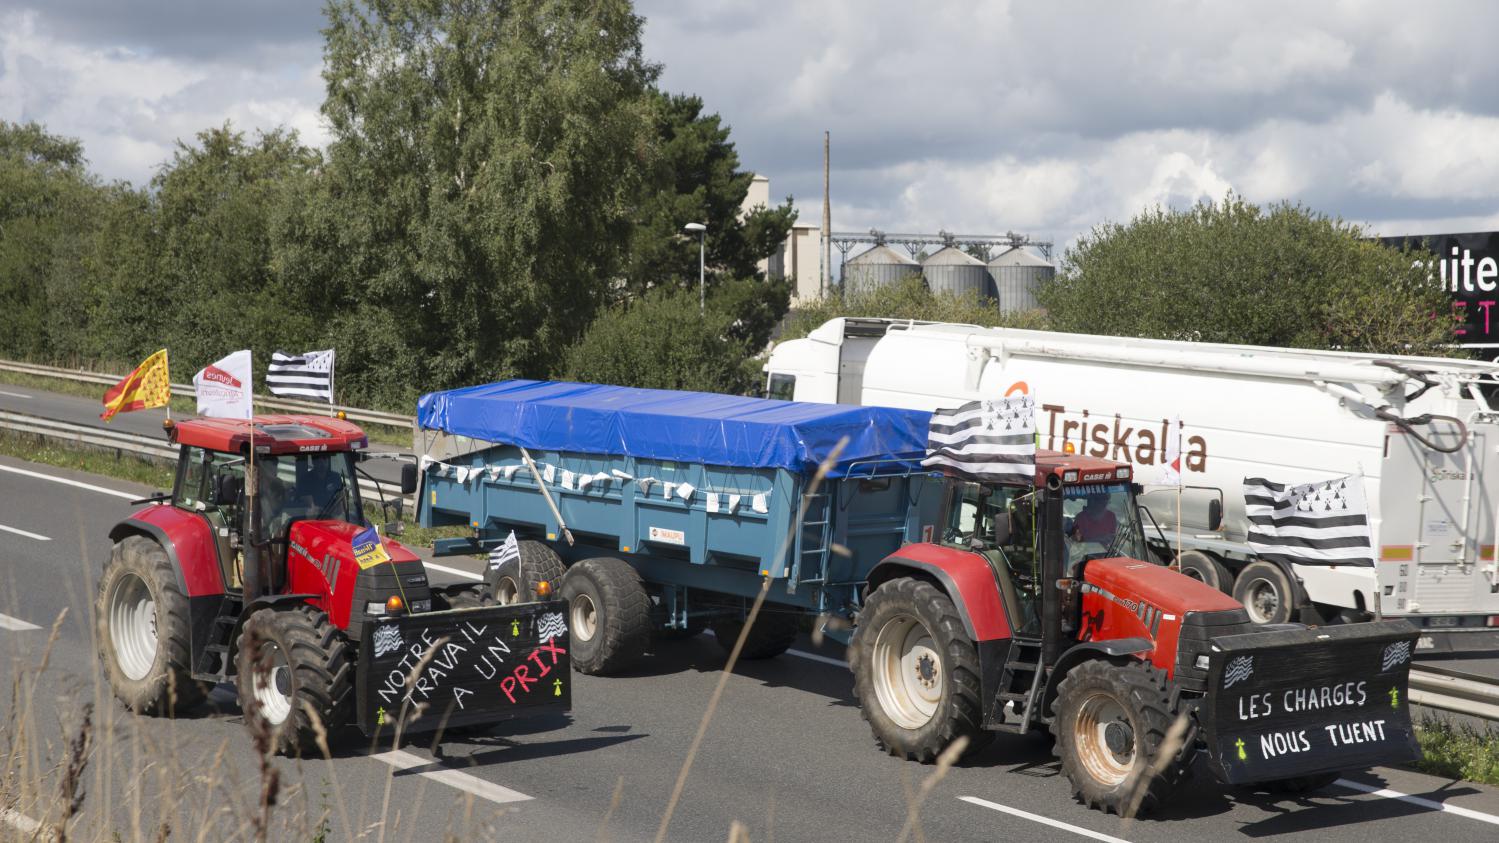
left=788, top=491, right=833, bottom=592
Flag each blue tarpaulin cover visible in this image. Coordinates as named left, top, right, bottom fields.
left=417, top=380, right=931, bottom=476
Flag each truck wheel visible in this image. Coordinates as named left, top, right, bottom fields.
left=559, top=557, right=651, bottom=675
left=850, top=578, right=990, bottom=762
left=710, top=612, right=799, bottom=659
left=488, top=540, right=565, bottom=605
left=96, top=535, right=207, bottom=714
left=1233, top=560, right=1295, bottom=624
left=1052, top=659, right=1189, bottom=815
left=235, top=605, right=353, bottom=756
left=1177, top=550, right=1230, bottom=593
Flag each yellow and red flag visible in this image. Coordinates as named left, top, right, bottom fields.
left=101, top=349, right=171, bottom=421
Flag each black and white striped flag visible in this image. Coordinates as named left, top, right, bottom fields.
left=922, top=396, right=1036, bottom=484
left=1243, top=474, right=1373, bottom=567
left=266, top=349, right=335, bottom=402
left=487, top=530, right=520, bottom=571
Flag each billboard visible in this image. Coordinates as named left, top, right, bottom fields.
left=1379, top=231, right=1499, bottom=346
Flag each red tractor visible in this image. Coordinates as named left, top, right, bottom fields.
left=850, top=451, right=1420, bottom=814
left=96, top=415, right=572, bottom=753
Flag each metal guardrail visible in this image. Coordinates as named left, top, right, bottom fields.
left=0, top=359, right=416, bottom=429
left=1410, top=664, right=1499, bottom=722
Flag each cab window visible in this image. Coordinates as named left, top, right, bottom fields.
left=766, top=373, right=796, bottom=401
left=943, top=481, right=1042, bottom=624
left=176, top=447, right=210, bottom=509
left=1061, top=482, right=1146, bottom=564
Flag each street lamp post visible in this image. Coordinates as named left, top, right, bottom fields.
left=684, top=222, right=707, bottom=313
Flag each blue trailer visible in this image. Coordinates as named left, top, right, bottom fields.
left=415, top=379, right=942, bottom=673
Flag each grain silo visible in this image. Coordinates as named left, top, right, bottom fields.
left=921, top=246, right=991, bottom=299
left=843, top=244, right=920, bottom=293
left=986, top=247, right=1054, bottom=312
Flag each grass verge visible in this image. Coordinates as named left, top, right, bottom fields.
left=1414, top=716, right=1499, bottom=786
left=0, top=429, right=174, bottom=490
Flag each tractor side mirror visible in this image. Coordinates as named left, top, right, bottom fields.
left=214, top=474, right=243, bottom=507
left=400, top=462, right=419, bottom=495
left=1207, top=499, right=1223, bottom=531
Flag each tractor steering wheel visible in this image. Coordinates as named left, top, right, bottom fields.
left=312, top=477, right=348, bottom=522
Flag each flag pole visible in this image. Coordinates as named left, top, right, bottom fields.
left=1175, top=483, right=1182, bottom=569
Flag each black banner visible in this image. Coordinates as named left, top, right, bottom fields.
left=1202, top=621, right=1420, bottom=785
left=356, top=600, right=572, bottom=735
left=1380, top=231, right=1499, bottom=346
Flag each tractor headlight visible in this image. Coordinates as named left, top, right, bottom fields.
left=366, top=601, right=388, bottom=616
left=1195, top=654, right=1211, bottom=671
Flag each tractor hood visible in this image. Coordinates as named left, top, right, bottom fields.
left=1083, top=556, right=1242, bottom=617
left=287, top=520, right=422, bottom=570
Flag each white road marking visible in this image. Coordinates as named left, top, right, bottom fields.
left=0, top=523, right=50, bottom=541
left=422, top=561, right=483, bottom=582
left=0, top=613, right=42, bottom=631
left=0, top=463, right=139, bottom=500
left=1334, top=778, right=1499, bottom=827
left=960, top=796, right=1130, bottom=842
left=0, top=389, right=32, bottom=399
left=371, top=749, right=532, bottom=804
left=1, top=807, right=50, bottom=840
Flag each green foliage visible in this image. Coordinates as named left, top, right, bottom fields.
left=1039, top=194, right=1457, bottom=355
left=562, top=284, right=759, bottom=394
left=1416, top=717, right=1499, bottom=785
left=780, top=275, right=1048, bottom=342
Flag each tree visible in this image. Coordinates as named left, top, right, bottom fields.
left=312, top=0, right=661, bottom=408
left=1038, top=195, right=1457, bottom=355
left=562, top=284, right=759, bottom=394
left=780, top=276, right=1047, bottom=342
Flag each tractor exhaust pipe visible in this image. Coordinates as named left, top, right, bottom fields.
left=1041, top=482, right=1065, bottom=665
left=243, top=458, right=263, bottom=599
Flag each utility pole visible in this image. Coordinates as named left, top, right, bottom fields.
left=821, top=130, right=831, bottom=298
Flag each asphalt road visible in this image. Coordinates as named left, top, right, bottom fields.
left=4, top=454, right=1499, bottom=842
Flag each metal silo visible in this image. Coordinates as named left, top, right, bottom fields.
left=843, top=244, right=920, bottom=293
left=986, top=247, right=1054, bottom=312
left=921, top=246, right=991, bottom=298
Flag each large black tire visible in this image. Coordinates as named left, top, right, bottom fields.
left=1177, top=550, right=1231, bottom=594
left=1051, top=659, right=1190, bottom=815
left=850, top=578, right=991, bottom=762
left=434, top=583, right=495, bottom=612
left=487, top=540, right=566, bottom=605
left=558, top=557, right=651, bottom=675
left=96, top=535, right=207, bottom=715
left=235, top=605, right=353, bottom=756
left=1233, top=560, right=1296, bottom=624
left=710, top=612, right=799, bottom=659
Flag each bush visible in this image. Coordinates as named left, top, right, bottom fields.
left=780, top=275, right=1047, bottom=342
left=1038, top=194, right=1457, bottom=355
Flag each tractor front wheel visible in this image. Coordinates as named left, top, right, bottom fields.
left=1052, top=659, right=1190, bottom=815
left=235, top=605, right=352, bottom=756
left=558, top=557, right=651, bottom=674
left=96, top=536, right=207, bottom=715
left=850, top=578, right=990, bottom=762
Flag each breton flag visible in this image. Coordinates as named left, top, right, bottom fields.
left=1243, top=474, right=1374, bottom=567
left=922, top=396, right=1037, bottom=484
left=487, top=530, right=520, bottom=571
left=100, top=349, right=171, bottom=422
left=267, top=349, right=335, bottom=403
left=193, top=350, right=253, bottom=420
left=1159, top=416, right=1183, bottom=485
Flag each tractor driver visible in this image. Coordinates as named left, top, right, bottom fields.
left=291, top=456, right=347, bottom=521
left=1070, top=492, right=1117, bottom=545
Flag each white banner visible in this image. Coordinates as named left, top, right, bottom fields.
left=193, top=350, right=254, bottom=419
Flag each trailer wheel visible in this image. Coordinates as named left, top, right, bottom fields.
left=1177, top=550, right=1230, bottom=594
left=1233, top=560, right=1295, bottom=624
left=710, top=612, right=799, bottom=659
left=559, top=557, right=651, bottom=674
left=487, top=540, right=566, bottom=605
left=850, top=578, right=990, bottom=762
left=96, top=535, right=208, bottom=715
left=1052, top=659, right=1189, bottom=815
left=235, top=605, right=353, bottom=756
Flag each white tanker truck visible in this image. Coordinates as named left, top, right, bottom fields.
left=766, top=317, right=1499, bottom=652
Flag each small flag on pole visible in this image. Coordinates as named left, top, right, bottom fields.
left=922, top=396, right=1037, bottom=484
left=488, top=530, right=520, bottom=571
left=1159, top=416, right=1183, bottom=485
left=101, top=349, right=171, bottom=421
left=1243, top=474, right=1374, bottom=567
left=267, top=349, right=335, bottom=403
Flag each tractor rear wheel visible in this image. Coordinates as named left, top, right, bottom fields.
left=1233, top=560, right=1296, bottom=624
left=1052, top=659, right=1190, bottom=815
left=488, top=540, right=565, bottom=605
left=235, top=605, right=352, bottom=756
left=559, top=557, right=651, bottom=674
left=96, top=535, right=208, bottom=715
left=850, top=578, right=991, bottom=762
left=710, top=612, right=799, bottom=659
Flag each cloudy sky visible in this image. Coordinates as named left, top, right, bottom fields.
left=3, top=1, right=1497, bottom=251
